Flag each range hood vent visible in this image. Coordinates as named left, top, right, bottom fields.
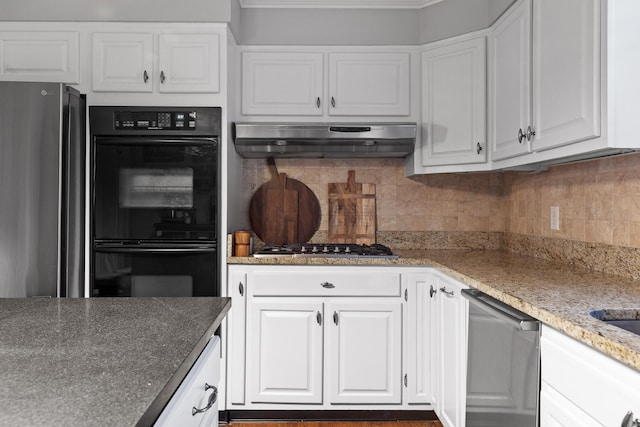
left=232, top=122, right=417, bottom=158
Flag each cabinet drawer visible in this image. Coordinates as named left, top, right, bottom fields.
left=541, top=326, right=640, bottom=426
left=250, top=269, right=401, bottom=297
left=155, top=336, right=220, bottom=427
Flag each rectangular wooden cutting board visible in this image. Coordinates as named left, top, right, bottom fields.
left=328, top=170, right=376, bottom=244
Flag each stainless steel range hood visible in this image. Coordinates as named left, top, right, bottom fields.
left=232, top=122, right=417, bottom=158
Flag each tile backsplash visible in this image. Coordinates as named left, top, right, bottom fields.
left=241, top=152, right=640, bottom=250
left=241, top=158, right=505, bottom=235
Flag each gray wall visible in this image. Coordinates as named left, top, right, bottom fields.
left=238, top=8, right=419, bottom=46
left=0, top=0, right=231, bottom=22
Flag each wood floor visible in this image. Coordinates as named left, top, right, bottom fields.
left=230, top=422, right=442, bottom=427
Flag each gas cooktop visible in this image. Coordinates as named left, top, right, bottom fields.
left=253, top=243, right=398, bottom=259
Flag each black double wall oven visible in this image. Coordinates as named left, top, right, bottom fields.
left=89, top=106, right=221, bottom=297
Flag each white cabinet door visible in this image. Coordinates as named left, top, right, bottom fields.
left=328, top=52, right=410, bottom=116
left=248, top=299, right=323, bottom=404
left=421, top=37, right=487, bottom=166
left=158, top=33, right=220, bottom=93
left=227, top=268, right=247, bottom=406
left=92, top=32, right=153, bottom=92
left=435, top=275, right=468, bottom=427
left=531, top=0, right=600, bottom=152
left=490, top=0, right=532, bottom=161
left=0, top=31, right=79, bottom=84
left=326, top=300, right=402, bottom=404
left=241, top=52, right=323, bottom=116
left=405, top=272, right=434, bottom=404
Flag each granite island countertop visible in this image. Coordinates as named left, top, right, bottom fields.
left=0, top=297, right=231, bottom=427
left=229, top=250, right=640, bottom=372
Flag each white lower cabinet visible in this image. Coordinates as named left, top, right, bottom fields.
left=540, top=325, right=640, bottom=427
left=156, top=336, right=221, bottom=427
left=431, top=272, right=469, bottom=427
left=227, top=265, right=430, bottom=410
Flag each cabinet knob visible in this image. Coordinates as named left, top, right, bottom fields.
left=192, top=383, right=217, bottom=416
left=429, top=285, right=437, bottom=298
left=476, top=142, right=483, bottom=154
left=321, top=282, right=335, bottom=289
left=526, top=125, right=536, bottom=141
left=143, top=70, right=149, bottom=83
left=238, top=282, right=244, bottom=297
left=316, top=311, right=322, bottom=326
left=517, top=128, right=526, bottom=144
left=333, top=311, right=339, bottom=325
left=331, top=96, right=336, bottom=108
left=316, top=97, right=321, bottom=108
left=404, top=289, right=408, bottom=301
left=160, top=70, right=166, bottom=84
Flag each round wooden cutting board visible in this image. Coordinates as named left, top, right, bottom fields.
left=249, top=158, right=321, bottom=245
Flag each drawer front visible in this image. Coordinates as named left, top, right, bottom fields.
left=541, top=326, right=640, bottom=426
left=250, top=268, right=401, bottom=297
left=155, top=336, right=220, bottom=427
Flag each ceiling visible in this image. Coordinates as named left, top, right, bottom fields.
left=238, top=0, right=445, bottom=8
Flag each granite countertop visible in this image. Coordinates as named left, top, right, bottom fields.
left=228, top=250, right=640, bottom=372
left=0, top=297, right=231, bottom=427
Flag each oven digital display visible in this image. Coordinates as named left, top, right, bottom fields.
left=114, top=111, right=196, bottom=130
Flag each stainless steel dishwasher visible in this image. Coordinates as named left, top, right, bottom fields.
left=461, top=289, right=540, bottom=427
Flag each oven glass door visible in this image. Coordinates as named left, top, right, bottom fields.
left=93, top=247, right=217, bottom=297
left=93, top=138, right=217, bottom=242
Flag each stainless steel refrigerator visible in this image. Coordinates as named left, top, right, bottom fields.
left=0, top=82, right=85, bottom=297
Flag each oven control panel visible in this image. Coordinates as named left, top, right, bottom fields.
left=114, top=111, right=197, bottom=130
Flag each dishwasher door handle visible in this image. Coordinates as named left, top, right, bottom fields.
left=461, top=289, right=539, bottom=331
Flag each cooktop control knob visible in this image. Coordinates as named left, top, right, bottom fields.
left=322, top=246, right=329, bottom=253
left=311, top=246, right=319, bottom=253
left=300, top=246, right=307, bottom=253
left=345, top=246, right=351, bottom=253
left=333, top=246, right=340, bottom=253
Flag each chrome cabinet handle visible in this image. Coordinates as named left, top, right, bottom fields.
left=316, top=311, right=322, bottom=325
left=160, top=70, right=166, bottom=84
left=321, top=282, right=335, bottom=289
left=238, top=282, right=244, bottom=296
left=333, top=311, right=339, bottom=325
left=316, top=97, right=321, bottom=108
left=331, top=96, right=336, bottom=108
left=143, top=70, right=149, bottom=83
left=476, top=142, right=483, bottom=154
left=517, top=128, right=526, bottom=144
left=440, top=287, right=454, bottom=297
left=404, top=374, right=407, bottom=387
left=429, top=285, right=437, bottom=298
left=192, top=383, right=217, bottom=416
left=404, top=289, right=408, bottom=301
left=621, top=411, right=640, bottom=427
left=526, top=125, right=536, bottom=141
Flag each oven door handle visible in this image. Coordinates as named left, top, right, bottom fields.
left=94, top=137, right=217, bottom=145
left=461, top=289, right=539, bottom=331
left=94, top=245, right=216, bottom=254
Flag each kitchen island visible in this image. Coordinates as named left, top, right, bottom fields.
left=229, top=249, right=640, bottom=372
left=0, top=297, right=231, bottom=426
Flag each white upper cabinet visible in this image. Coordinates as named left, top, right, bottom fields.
left=531, top=0, right=600, bottom=152
left=241, top=50, right=411, bottom=117
left=0, top=31, right=79, bottom=84
left=157, top=33, right=220, bottom=93
left=241, top=51, right=323, bottom=115
left=93, top=32, right=220, bottom=93
left=421, top=36, right=487, bottom=166
left=490, top=0, right=604, bottom=166
left=490, top=0, right=532, bottom=161
left=92, top=33, right=153, bottom=92
left=328, top=52, right=410, bottom=116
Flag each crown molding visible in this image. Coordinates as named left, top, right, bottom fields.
left=238, top=0, right=445, bottom=9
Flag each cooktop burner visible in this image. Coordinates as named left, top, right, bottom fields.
left=253, top=243, right=398, bottom=259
